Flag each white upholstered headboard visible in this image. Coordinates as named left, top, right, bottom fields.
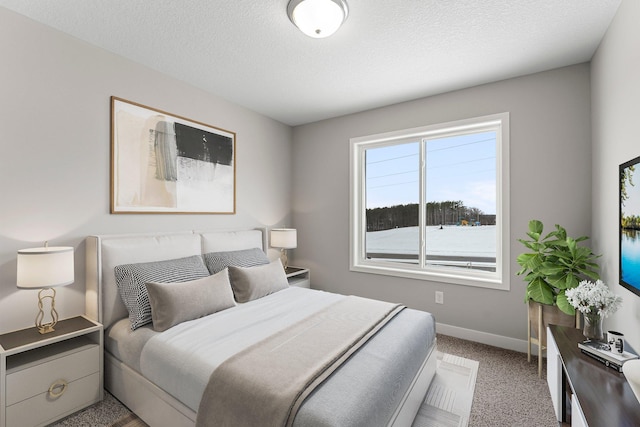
left=85, top=229, right=266, bottom=329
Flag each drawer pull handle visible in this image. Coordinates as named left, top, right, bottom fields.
left=48, top=379, right=68, bottom=398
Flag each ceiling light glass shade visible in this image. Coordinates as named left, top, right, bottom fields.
left=287, top=0, right=349, bottom=38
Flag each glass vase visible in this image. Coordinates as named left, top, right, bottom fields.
left=583, top=312, right=604, bottom=341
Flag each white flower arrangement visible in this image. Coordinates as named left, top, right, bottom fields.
left=565, top=279, right=622, bottom=317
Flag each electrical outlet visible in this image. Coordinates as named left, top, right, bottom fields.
left=435, top=291, right=444, bottom=304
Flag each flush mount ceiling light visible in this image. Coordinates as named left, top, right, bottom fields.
left=287, top=0, right=349, bottom=38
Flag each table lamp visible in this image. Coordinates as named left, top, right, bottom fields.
left=270, top=228, right=297, bottom=269
left=17, top=243, right=74, bottom=334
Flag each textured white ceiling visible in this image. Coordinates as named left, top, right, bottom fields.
left=0, top=0, right=621, bottom=125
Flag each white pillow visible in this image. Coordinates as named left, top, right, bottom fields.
left=146, top=269, right=236, bottom=332
left=227, top=260, right=289, bottom=303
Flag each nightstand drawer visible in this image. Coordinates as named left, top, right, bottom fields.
left=6, top=372, right=100, bottom=427
left=6, top=343, right=99, bottom=406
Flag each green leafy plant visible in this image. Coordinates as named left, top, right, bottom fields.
left=516, top=219, right=600, bottom=315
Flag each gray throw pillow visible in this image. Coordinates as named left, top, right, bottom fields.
left=114, top=255, right=210, bottom=330
left=146, top=269, right=236, bottom=332
left=227, top=259, right=289, bottom=303
left=202, top=248, right=269, bottom=275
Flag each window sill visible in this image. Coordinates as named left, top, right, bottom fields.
left=350, top=262, right=510, bottom=290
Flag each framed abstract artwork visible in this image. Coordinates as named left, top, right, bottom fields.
left=620, top=155, right=640, bottom=296
left=111, top=97, right=236, bottom=214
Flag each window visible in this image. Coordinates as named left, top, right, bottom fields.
left=349, top=113, right=510, bottom=290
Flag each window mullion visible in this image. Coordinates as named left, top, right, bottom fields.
left=419, top=139, right=426, bottom=269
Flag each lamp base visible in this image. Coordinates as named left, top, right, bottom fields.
left=38, top=324, right=56, bottom=334
left=280, top=249, right=289, bottom=270
left=35, top=288, right=59, bottom=335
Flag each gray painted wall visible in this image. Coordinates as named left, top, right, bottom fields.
left=0, top=8, right=292, bottom=333
left=591, top=0, right=640, bottom=352
left=292, top=64, right=592, bottom=346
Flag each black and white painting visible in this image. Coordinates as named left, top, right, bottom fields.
left=111, top=97, right=235, bottom=213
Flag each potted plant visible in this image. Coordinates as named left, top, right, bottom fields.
left=516, top=220, right=601, bottom=352
left=517, top=219, right=601, bottom=314
left=565, top=279, right=622, bottom=341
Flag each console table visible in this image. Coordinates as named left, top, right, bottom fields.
left=547, top=324, right=640, bottom=426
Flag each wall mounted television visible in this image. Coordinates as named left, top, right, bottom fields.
left=620, top=155, right=640, bottom=297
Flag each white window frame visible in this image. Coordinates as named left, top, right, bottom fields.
left=349, top=113, right=510, bottom=290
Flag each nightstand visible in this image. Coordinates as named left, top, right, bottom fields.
left=0, top=316, right=103, bottom=427
left=285, top=266, right=311, bottom=288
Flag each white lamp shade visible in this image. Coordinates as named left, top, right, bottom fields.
left=17, top=246, right=74, bottom=289
left=288, top=0, right=348, bottom=38
left=271, top=229, right=297, bottom=249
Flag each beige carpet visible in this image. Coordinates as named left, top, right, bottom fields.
left=108, top=351, right=478, bottom=427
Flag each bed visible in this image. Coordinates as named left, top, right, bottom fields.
left=85, top=229, right=437, bottom=427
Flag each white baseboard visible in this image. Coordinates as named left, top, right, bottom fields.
left=436, top=322, right=529, bottom=354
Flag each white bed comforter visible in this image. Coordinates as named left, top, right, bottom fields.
left=140, top=287, right=344, bottom=411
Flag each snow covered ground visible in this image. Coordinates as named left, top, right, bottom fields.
left=366, top=225, right=496, bottom=258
